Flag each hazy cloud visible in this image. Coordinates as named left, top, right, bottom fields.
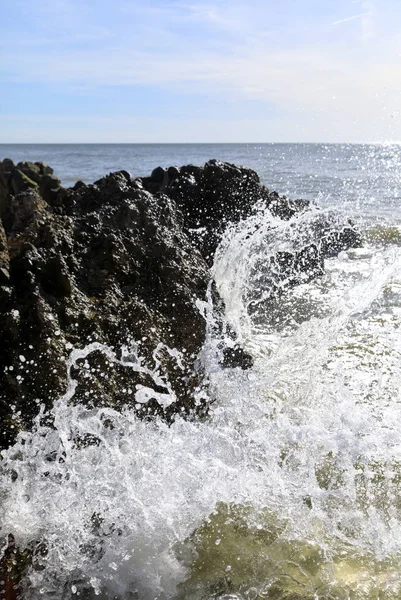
left=1, top=0, right=401, bottom=142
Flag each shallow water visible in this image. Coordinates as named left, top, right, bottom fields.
left=1, top=145, right=401, bottom=598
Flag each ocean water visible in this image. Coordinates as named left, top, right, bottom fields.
left=1, top=143, right=401, bottom=222
left=1, top=144, right=401, bottom=599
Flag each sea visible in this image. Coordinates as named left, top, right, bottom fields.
left=0, top=143, right=401, bottom=599
left=1, top=143, right=401, bottom=224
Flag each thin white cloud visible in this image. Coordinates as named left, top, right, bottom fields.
left=3, top=40, right=401, bottom=141
left=344, top=0, right=376, bottom=40
left=1, top=0, right=400, bottom=142
left=171, top=2, right=244, bottom=30
left=332, top=11, right=371, bottom=26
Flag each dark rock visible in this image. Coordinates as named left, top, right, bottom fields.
left=0, top=533, right=31, bottom=598
left=35, top=161, right=54, bottom=176
left=119, top=170, right=132, bottom=181
left=38, top=255, right=72, bottom=297
left=4, top=189, right=47, bottom=234
left=40, top=173, right=61, bottom=190
left=0, top=161, right=210, bottom=448
left=16, top=161, right=43, bottom=184
left=0, top=267, right=9, bottom=284
left=164, top=159, right=361, bottom=269
left=261, top=246, right=325, bottom=294
left=221, top=345, right=254, bottom=370
left=0, top=158, right=362, bottom=450
left=10, top=169, right=38, bottom=196
left=73, top=180, right=86, bottom=191
left=151, top=166, right=166, bottom=183
left=0, top=158, right=15, bottom=172
left=0, top=160, right=16, bottom=217
left=319, top=218, right=362, bottom=256
left=167, top=166, right=180, bottom=182
left=166, top=160, right=302, bottom=263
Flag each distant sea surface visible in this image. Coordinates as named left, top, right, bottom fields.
left=1, top=143, right=401, bottom=224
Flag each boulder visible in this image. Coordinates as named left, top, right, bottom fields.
left=10, top=169, right=38, bottom=197
left=0, top=160, right=14, bottom=218
left=0, top=165, right=212, bottom=448
left=142, top=159, right=361, bottom=265
left=0, top=159, right=361, bottom=449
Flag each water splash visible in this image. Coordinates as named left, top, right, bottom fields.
left=1, top=207, right=401, bottom=599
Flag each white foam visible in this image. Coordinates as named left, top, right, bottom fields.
left=1, top=209, right=401, bottom=598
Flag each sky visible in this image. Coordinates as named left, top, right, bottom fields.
left=1, top=0, right=401, bottom=143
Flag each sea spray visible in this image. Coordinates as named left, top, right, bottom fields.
left=1, top=208, right=401, bottom=598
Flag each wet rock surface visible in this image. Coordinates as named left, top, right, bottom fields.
left=0, top=158, right=361, bottom=449
left=141, top=159, right=309, bottom=263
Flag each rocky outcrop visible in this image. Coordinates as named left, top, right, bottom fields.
left=0, top=164, right=210, bottom=448
left=0, top=158, right=361, bottom=449
left=139, top=160, right=309, bottom=263
left=139, top=159, right=360, bottom=266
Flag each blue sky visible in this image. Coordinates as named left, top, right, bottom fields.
left=1, top=0, right=401, bottom=142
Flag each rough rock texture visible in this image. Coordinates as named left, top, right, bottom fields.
left=139, top=160, right=309, bottom=263
left=140, top=159, right=361, bottom=272
left=0, top=164, right=209, bottom=448
left=0, top=158, right=361, bottom=449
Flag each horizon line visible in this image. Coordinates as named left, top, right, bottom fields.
left=1, top=141, right=401, bottom=146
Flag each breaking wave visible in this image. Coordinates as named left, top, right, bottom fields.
left=1, top=204, right=401, bottom=599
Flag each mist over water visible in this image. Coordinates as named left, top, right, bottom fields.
left=1, top=144, right=401, bottom=598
